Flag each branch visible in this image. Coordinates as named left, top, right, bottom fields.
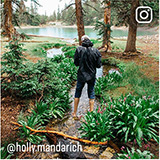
left=62, top=3, right=75, bottom=12
left=31, top=0, right=42, bottom=7
left=70, top=11, right=76, bottom=18
left=11, top=121, right=108, bottom=145
left=83, top=3, right=99, bottom=12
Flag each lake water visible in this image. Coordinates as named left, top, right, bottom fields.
left=18, top=27, right=157, bottom=39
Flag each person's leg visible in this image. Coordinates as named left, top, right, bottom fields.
left=89, top=99, right=94, bottom=112
left=87, top=78, right=96, bottom=112
left=73, top=80, right=85, bottom=117
left=73, top=98, right=80, bottom=117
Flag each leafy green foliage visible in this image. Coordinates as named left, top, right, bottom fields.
left=61, top=1, right=103, bottom=26
left=110, top=0, right=159, bottom=26
left=62, top=46, right=76, bottom=52
left=1, top=40, right=27, bottom=95
left=18, top=115, right=46, bottom=144
left=61, top=4, right=76, bottom=25
left=95, top=20, right=112, bottom=38
left=107, top=94, right=159, bottom=146
left=31, top=100, right=66, bottom=124
left=33, top=43, right=66, bottom=56
left=2, top=41, right=77, bottom=101
left=118, top=147, right=154, bottom=159
left=78, top=108, right=114, bottom=142
left=62, top=46, right=76, bottom=58
left=2, top=40, right=78, bottom=145
left=0, top=146, right=12, bottom=159
left=51, top=54, right=65, bottom=63
left=95, top=71, right=122, bottom=97
left=79, top=94, right=159, bottom=146
left=32, top=102, right=52, bottom=125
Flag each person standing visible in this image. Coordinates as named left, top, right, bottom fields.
left=72, top=35, right=102, bottom=119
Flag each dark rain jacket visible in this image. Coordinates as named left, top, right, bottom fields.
left=74, top=39, right=102, bottom=82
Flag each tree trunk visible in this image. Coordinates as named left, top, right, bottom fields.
left=103, top=0, right=111, bottom=51
left=3, top=0, right=15, bottom=40
left=125, top=0, right=139, bottom=52
left=75, top=0, right=85, bottom=45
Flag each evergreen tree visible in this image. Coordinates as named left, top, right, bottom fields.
left=57, top=6, right=61, bottom=21
left=2, top=0, right=40, bottom=40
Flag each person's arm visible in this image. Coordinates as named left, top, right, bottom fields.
left=74, top=48, right=80, bottom=66
left=96, top=49, right=102, bottom=68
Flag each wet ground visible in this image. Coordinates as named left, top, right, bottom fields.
left=47, top=47, right=63, bottom=58
left=42, top=66, right=117, bottom=159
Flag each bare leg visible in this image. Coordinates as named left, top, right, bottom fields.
left=72, top=98, right=80, bottom=117
left=89, top=99, right=94, bottom=112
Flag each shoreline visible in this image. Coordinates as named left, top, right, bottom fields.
left=27, top=33, right=159, bottom=41
left=16, top=22, right=159, bottom=32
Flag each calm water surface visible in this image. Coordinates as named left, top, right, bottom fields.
left=18, top=27, right=157, bottom=39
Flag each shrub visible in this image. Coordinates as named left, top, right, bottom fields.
left=78, top=107, right=114, bottom=142
left=62, top=46, right=76, bottom=58
left=107, top=94, right=159, bottom=146
left=118, top=147, right=154, bottom=159
left=51, top=54, right=65, bottom=63
left=32, top=100, right=67, bottom=124
left=18, top=115, right=46, bottom=144
left=64, top=48, right=76, bottom=58
left=1, top=40, right=77, bottom=101
left=1, top=40, right=26, bottom=95
left=62, top=46, right=76, bottom=52
left=32, top=102, right=52, bottom=125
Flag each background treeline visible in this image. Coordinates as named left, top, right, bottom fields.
left=15, top=1, right=104, bottom=26
left=15, top=0, right=159, bottom=27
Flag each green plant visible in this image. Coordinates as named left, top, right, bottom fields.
left=51, top=54, right=65, bottom=63
left=107, top=94, right=159, bottom=146
left=49, top=98, right=66, bottom=118
left=94, top=20, right=112, bottom=51
left=0, top=146, right=12, bottom=159
left=118, top=147, right=154, bottom=159
left=18, top=115, right=45, bottom=144
left=1, top=40, right=26, bottom=94
left=62, top=46, right=76, bottom=52
left=32, top=102, right=52, bottom=125
left=64, top=48, right=76, bottom=58
left=78, top=107, right=114, bottom=142
left=117, top=62, right=126, bottom=73
left=95, top=71, right=122, bottom=97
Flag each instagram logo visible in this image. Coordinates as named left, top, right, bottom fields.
left=136, top=6, right=153, bottom=23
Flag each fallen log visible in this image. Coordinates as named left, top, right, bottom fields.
left=11, top=121, right=108, bottom=145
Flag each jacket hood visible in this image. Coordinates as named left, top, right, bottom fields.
left=82, top=39, right=93, bottom=48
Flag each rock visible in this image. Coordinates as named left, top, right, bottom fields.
left=57, top=138, right=86, bottom=159
left=65, top=117, right=74, bottom=126
left=83, top=146, right=100, bottom=159
left=105, top=147, right=115, bottom=153
left=99, top=147, right=114, bottom=159
left=51, top=153, right=59, bottom=158
left=83, top=146, right=100, bottom=155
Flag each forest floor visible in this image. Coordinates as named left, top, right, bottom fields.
left=1, top=34, right=159, bottom=158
